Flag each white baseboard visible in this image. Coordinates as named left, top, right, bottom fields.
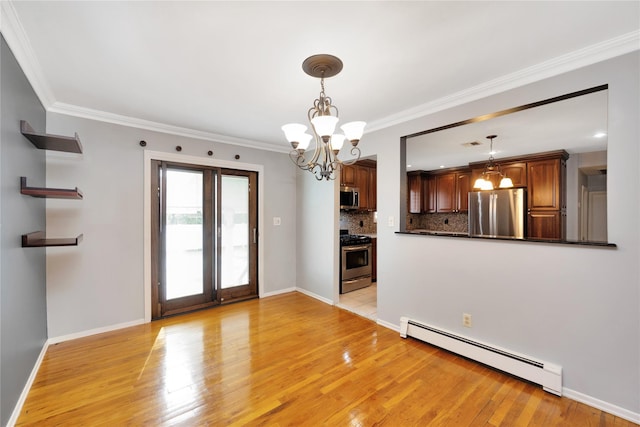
left=295, top=287, right=334, bottom=305
left=376, top=318, right=400, bottom=333
left=7, top=340, right=49, bottom=427
left=563, top=387, right=640, bottom=424
left=261, top=287, right=296, bottom=298
left=48, top=318, right=145, bottom=344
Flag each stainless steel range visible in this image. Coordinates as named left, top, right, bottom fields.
left=340, top=232, right=372, bottom=294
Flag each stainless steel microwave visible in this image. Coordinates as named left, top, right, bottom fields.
left=340, top=186, right=359, bottom=210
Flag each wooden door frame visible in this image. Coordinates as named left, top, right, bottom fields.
left=143, top=150, right=264, bottom=323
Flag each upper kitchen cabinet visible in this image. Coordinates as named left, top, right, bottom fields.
left=341, top=164, right=357, bottom=187
left=407, top=171, right=423, bottom=214
left=341, top=161, right=377, bottom=211
left=434, top=169, right=470, bottom=213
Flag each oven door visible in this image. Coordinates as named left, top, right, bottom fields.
left=341, top=244, right=372, bottom=280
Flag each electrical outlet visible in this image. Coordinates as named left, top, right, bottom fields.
left=388, top=216, right=394, bottom=227
left=273, top=217, right=281, bottom=226
left=463, top=313, right=472, bottom=328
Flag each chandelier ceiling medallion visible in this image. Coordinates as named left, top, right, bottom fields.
left=282, top=54, right=366, bottom=181
left=472, top=135, right=514, bottom=190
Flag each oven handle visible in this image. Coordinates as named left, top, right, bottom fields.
left=342, top=244, right=370, bottom=252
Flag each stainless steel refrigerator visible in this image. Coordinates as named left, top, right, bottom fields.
left=468, top=188, right=526, bottom=239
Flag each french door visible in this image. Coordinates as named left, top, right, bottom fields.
left=151, top=160, right=258, bottom=318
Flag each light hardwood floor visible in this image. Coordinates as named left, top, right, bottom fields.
left=18, top=292, right=637, bottom=426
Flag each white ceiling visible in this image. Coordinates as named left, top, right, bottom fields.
left=3, top=1, right=639, bottom=154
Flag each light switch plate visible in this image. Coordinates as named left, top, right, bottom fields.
left=273, top=217, right=281, bottom=226
left=388, top=216, right=394, bottom=227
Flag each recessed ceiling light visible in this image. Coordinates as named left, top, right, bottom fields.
left=593, top=132, right=607, bottom=138
left=439, top=165, right=445, bottom=169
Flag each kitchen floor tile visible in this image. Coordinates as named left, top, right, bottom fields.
left=338, top=283, right=377, bottom=320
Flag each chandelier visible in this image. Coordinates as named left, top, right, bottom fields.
left=472, top=135, right=514, bottom=190
left=281, top=54, right=366, bottom=181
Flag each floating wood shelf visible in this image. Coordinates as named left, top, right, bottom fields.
left=20, top=177, right=83, bottom=199
left=20, top=120, right=83, bottom=153
left=22, top=231, right=83, bottom=248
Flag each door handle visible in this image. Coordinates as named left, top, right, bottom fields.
left=253, top=228, right=257, bottom=244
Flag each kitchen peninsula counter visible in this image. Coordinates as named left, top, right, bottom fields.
left=397, top=230, right=616, bottom=247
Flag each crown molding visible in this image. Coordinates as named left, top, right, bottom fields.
left=366, top=30, right=640, bottom=134
left=0, top=0, right=55, bottom=108
left=49, top=102, right=290, bottom=153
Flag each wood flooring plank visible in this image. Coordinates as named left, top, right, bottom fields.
left=16, top=292, right=639, bottom=427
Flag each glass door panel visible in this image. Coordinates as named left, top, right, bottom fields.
left=221, top=175, right=249, bottom=288
left=165, top=169, right=204, bottom=299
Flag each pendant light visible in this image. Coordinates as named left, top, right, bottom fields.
left=473, top=135, right=513, bottom=190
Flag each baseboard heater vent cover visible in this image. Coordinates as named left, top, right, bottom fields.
left=399, top=316, right=562, bottom=396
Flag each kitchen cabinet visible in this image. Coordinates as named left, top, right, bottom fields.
left=407, top=173, right=436, bottom=214
left=423, top=174, right=437, bottom=213
left=368, top=166, right=377, bottom=211
left=527, top=154, right=567, bottom=240
left=435, top=170, right=470, bottom=213
left=341, top=164, right=356, bottom=187
left=357, top=166, right=370, bottom=210
left=20, top=120, right=83, bottom=247
left=341, top=161, right=376, bottom=211
left=407, top=172, right=423, bottom=214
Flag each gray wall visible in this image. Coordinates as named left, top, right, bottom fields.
left=296, top=168, right=339, bottom=303
left=45, top=113, right=297, bottom=338
left=0, top=36, right=48, bottom=426
left=361, top=52, right=638, bottom=414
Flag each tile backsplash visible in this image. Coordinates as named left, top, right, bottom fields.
left=407, top=212, right=469, bottom=233
left=340, top=210, right=377, bottom=234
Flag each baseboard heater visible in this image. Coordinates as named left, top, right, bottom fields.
left=400, top=317, right=562, bottom=396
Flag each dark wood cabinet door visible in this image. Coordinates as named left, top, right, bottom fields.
left=528, top=159, right=560, bottom=210
left=356, top=166, right=370, bottom=210
left=528, top=211, right=562, bottom=240
left=456, top=172, right=470, bottom=212
left=368, top=167, right=377, bottom=211
left=436, top=173, right=456, bottom=213
left=341, top=165, right=356, bottom=187
left=408, top=172, right=422, bottom=213
left=502, top=162, right=527, bottom=187
left=424, top=175, right=437, bottom=213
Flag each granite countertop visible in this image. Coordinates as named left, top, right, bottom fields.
left=397, top=230, right=617, bottom=247
left=405, top=229, right=468, bottom=237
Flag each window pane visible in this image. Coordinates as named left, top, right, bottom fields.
left=221, top=175, right=249, bottom=288
left=165, top=169, right=203, bottom=300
